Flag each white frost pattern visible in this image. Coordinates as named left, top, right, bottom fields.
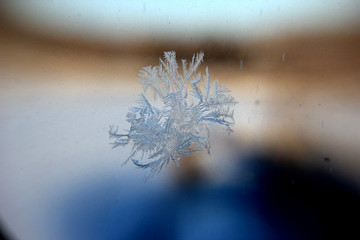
left=109, top=51, right=237, bottom=178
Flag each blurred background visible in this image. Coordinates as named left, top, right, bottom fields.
left=0, top=1, right=360, bottom=239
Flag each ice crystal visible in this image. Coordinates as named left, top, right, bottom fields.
left=109, top=51, right=237, bottom=178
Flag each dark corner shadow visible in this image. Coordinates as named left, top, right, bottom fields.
left=0, top=219, right=14, bottom=240
left=228, top=150, right=360, bottom=240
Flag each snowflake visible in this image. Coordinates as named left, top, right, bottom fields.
left=109, top=51, right=237, bottom=178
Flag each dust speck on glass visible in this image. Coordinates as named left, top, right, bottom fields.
left=109, top=51, right=237, bottom=178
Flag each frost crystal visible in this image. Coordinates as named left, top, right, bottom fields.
left=109, top=51, right=237, bottom=178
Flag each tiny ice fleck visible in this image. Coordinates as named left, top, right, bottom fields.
left=282, top=52, right=286, bottom=62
